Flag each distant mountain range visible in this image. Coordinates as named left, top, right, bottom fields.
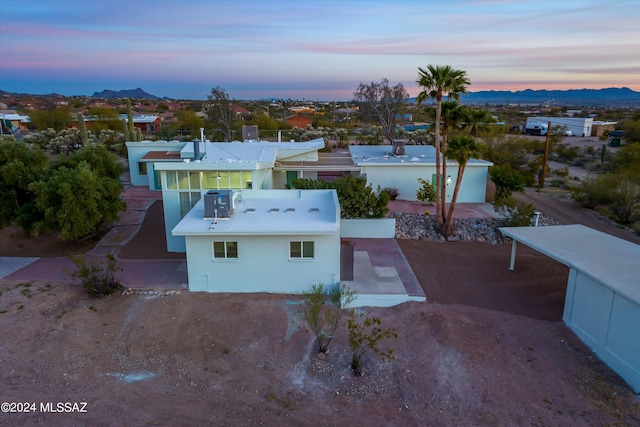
left=91, top=87, right=167, bottom=100
left=456, top=87, right=640, bottom=107
left=2, top=87, right=639, bottom=107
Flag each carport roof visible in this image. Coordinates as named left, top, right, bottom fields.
left=499, top=224, right=640, bottom=303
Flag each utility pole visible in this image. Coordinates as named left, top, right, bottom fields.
left=539, top=121, right=551, bottom=189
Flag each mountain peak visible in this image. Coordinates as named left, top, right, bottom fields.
left=91, top=88, right=164, bottom=100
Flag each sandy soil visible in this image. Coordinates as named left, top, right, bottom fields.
left=1, top=188, right=640, bottom=425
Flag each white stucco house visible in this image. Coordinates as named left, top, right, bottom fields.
left=172, top=189, right=341, bottom=294
left=349, top=144, right=493, bottom=202
left=127, top=138, right=326, bottom=251
left=126, top=138, right=493, bottom=252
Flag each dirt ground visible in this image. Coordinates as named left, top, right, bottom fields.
left=1, top=191, right=640, bottom=425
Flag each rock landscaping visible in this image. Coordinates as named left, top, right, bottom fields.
left=392, top=212, right=561, bottom=243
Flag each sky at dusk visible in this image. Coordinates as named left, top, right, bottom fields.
left=1, top=0, right=639, bottom=100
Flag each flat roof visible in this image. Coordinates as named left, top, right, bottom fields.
left=172, top=189, right=338, bottom=236
left=175, top=138, right=324, bottom=165
left=349, top=145, right=492, bottom=167
left=141, top=151, right=181, bottom=160
left=500, top=224, right=640, bottom=303
left=275, top=151, right=360, bottom=171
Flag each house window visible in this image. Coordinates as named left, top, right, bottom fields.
left=290, top=241, right=314, bottom=259
left=213, top=241, right=238, bottom=259
left=138, top=162, right=147, bottom=176
left=179, top=192, right=201, bottom=218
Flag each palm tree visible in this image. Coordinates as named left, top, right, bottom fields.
left=438, top=100, right=464, bottom=221
left=416, top=65, right=470, bottom=227
left=442, top=135, right=483, bottom=238
left=461, top=107, right=497, bottom=137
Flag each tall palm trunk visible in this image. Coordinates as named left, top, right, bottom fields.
left=434, top=96, right=443, bottom=226
left=443, top=165, right=465, bottom=238
left=440, top=123, right=449, bottom=224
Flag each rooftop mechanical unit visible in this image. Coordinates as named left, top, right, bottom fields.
left=242, top=125, right=259, bottom=141
left=204, top=190, right=236, bottom=219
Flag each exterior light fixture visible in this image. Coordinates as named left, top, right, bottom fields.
left=446, top=176, right=452, bottom=185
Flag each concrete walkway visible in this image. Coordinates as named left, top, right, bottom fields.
left=2, top=179, right=188, bottom=289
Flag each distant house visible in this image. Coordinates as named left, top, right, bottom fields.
left=172, top=189, right=340, bottom=293
left=0, top=113, right=30, bottom=133
left=591, top=121, right=617, bottom=137
left=120, top=114, right=162, bottom=133
left=349, top=144, right=492, bottom=203
left=229, top=105, right=250, bottom=116
left=285, top=114, right=312, bottom=129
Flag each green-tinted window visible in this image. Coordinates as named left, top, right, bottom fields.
left=138, top=162, right=147, bottom=175
left=178, top=171, right=189, bottom=189
left=303, top=241, right=314, bottom=258
left=190, top=172, right=201, bottom=189
left=166, top=171, right=177, bottom=190
left=290, top=241, right=314, bottom=259
left=213, top=241, right=238, bottom=259
left=290, top=241, right=301, bottom=258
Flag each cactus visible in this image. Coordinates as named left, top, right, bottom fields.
left=136, top=127, right=143, bottom=142
left=126, top=98, right=136, bottom=140
left=122, top=119, right=130, bottom=141
left=601, top=144, right=606, bottom=165
left=77, top=113, right=88, bottom=146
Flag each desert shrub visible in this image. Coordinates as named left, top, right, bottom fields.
left=416, top=178, right=436, bottom=203
left=555, top=144, right=579, bottom=161
left=300, top=283, right=356, bottom=354
left=348, top=310, right=397, bottom=376
left=550, top=178, right=568, bottom=189
left=494, top=196, right=536, bottom=226
left=574, top=168, right=640, bottom=225
left=66, top=253, right=123, bottom=298
left=489, top=164, right=525, bottom=199
left=382, top=187, right=399, bottom=200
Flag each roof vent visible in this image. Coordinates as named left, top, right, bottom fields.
left=270, top=208, right=280, bottom=213
left=309, top=207, right=320, bottom=213
left=285, top=208, right=295, bottom=213
left=246, top=208, right=256, bottom=213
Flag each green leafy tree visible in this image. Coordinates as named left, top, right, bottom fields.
left=489, top=164, right=526, bottom=200
left=0, top=139, right=48, bottom=226
left=29, top=161, right=125, bottom=240
left=86, top=106, right=122, bottom=132
left=443, top=136, right=483, bottom=237
left=288, top=175, right=390, bottom=219
left=353, top=79, right=409, bottom=142
left=416, top=65, right=470, bottom=229
left=178, top=109, right=205, bottom=139
left=300, top=283, right=356, bottom=354
left=207, top=86, right=235, bottom=141
left=27, top=106, right=74, bottom=131
left=56, top=144, right=124, bottom=180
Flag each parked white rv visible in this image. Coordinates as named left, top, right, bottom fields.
left=524, top=122, right=548, bottom=136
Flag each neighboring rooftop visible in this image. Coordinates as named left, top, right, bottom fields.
left=349, top=145, right=492, bottom=166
